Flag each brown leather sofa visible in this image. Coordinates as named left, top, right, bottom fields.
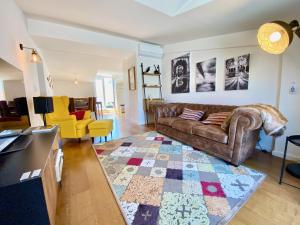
left=155, top=103, right=263, bottom=166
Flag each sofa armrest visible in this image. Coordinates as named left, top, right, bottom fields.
left=47, top=116, right=77, bottom=138
left=46, top=115, right=76, bottom=126
left=228, top=108, right=262, bottom=166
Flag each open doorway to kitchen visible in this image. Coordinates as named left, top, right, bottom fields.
left=95, top=76, right=116, bottom=115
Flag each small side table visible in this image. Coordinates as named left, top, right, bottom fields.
left=279, top=135, right=300, bottom=189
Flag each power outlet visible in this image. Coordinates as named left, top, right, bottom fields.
left=289, top=81, right=297, bottom=95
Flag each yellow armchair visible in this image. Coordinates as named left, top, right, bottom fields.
left=46, top=96, right=94, bottom=139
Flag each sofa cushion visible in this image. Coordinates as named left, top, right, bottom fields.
left=70, top=110, right=86, bottom=120
left=178, top=108, right=204, bottom=121
left=202, top=112, right=232, bottom=126
left=172, top=119, right=203, bottom=134
left=192, top=125, right=228, bottom=144
left=157, top=117, right=180, bottom=127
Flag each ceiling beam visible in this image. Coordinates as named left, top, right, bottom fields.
left=27, top=18, right=139, bottom=53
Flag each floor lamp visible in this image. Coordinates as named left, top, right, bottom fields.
left=257, top=20, right=300, bottom=180
left=33, top=97, right=54, bottom=126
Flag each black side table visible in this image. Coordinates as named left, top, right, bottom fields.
left=279, top=135, right=300, bottom=189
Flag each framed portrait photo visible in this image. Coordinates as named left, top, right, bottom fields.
left=128, top=66, right=136, bottom=90
left=171, top=53, right=190, bottom=94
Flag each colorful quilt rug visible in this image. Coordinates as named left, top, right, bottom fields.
left=93, top=131, right=265, bottom=225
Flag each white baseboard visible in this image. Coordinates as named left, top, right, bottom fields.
left=272, top=150, right=300, bottom=161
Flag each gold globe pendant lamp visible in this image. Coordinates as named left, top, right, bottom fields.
left=257, top=20, right=299, bottom=54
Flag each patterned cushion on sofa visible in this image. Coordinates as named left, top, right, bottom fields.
left=202, top=112, right=232, bottom=126
left=178, top=108, right=204, bottom=121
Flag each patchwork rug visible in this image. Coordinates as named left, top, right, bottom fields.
left=93, top=131, right=265, bottom=225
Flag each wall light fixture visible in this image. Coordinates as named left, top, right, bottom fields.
left=19, top=43, right=41, bottom=63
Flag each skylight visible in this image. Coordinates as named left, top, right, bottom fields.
left=134, top=0, right=213, bottom=17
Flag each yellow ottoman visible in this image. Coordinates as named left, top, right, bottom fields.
left=88, top=119, right=113, bottom=143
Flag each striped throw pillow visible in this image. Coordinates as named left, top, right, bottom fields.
left=202, top=112, right=232, bottom=126
left=179, top=108, right=205, bottom=121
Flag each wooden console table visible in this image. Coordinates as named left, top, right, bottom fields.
left=0, top=127, right=61, bottom=225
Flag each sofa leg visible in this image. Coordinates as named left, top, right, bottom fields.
left=111, top=132, right=112, bottom=139
left=100, top=137, right=102, bottom=142
left=105, top=136, right=107, bottom=142
left=78, top=138, right=81, bottom=143
left=91, top=137, right=94, bottom=144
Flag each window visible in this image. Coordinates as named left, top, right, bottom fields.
left=95, top=77, right=115, bottom=109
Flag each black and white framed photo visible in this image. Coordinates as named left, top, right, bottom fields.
left=196, top=58, right=216, bottom=92
left=224, top=54, right=250, bottom=91
left=171, top=53, right=190, bottom=93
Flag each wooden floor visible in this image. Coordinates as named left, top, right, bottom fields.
left=55, top=117, right=300, bottom=225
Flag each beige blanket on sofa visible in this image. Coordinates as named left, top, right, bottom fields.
left=236, top=104, right=288, bottom=136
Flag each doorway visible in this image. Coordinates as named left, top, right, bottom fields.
left=95, top=77, right=116, bottom=114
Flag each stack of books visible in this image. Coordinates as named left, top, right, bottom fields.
left=32, top=125, right=56, bottom=134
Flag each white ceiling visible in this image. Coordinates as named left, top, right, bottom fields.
left=16, top=0, right=300, bottom=45
left=14, top=0, right=300, bottom=82
left=0, top=58, right=23, bottom=80
left=134, top=0, right=213, bottom=17
left=33, top=36, right=132, bottom=82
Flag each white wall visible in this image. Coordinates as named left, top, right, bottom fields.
left=3, top=80, right=26, bottom=101
left=273, top=40, right=300, bottom=160
left=163, top=30, right=281, bottom=106
left=123, top=54, right=138, bottom=122
left=116, top=81, right=125, bottom=105
left=53, top=79, right=95, bottom=97
left=0, top=0, right=48, bottom=126
left=0, top=81, right=6, bottom=100
left=162, top=29, right=299, bottom=155
left=37, top=63, right=53, bottom=96
left=122, top=43, right=163, bottom=125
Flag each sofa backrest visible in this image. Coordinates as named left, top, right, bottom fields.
left=168, top=103, right=237, bottom=119
left=53, top=96, right=69, bottom=116
left=46, top=96, right=70, bottom=121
